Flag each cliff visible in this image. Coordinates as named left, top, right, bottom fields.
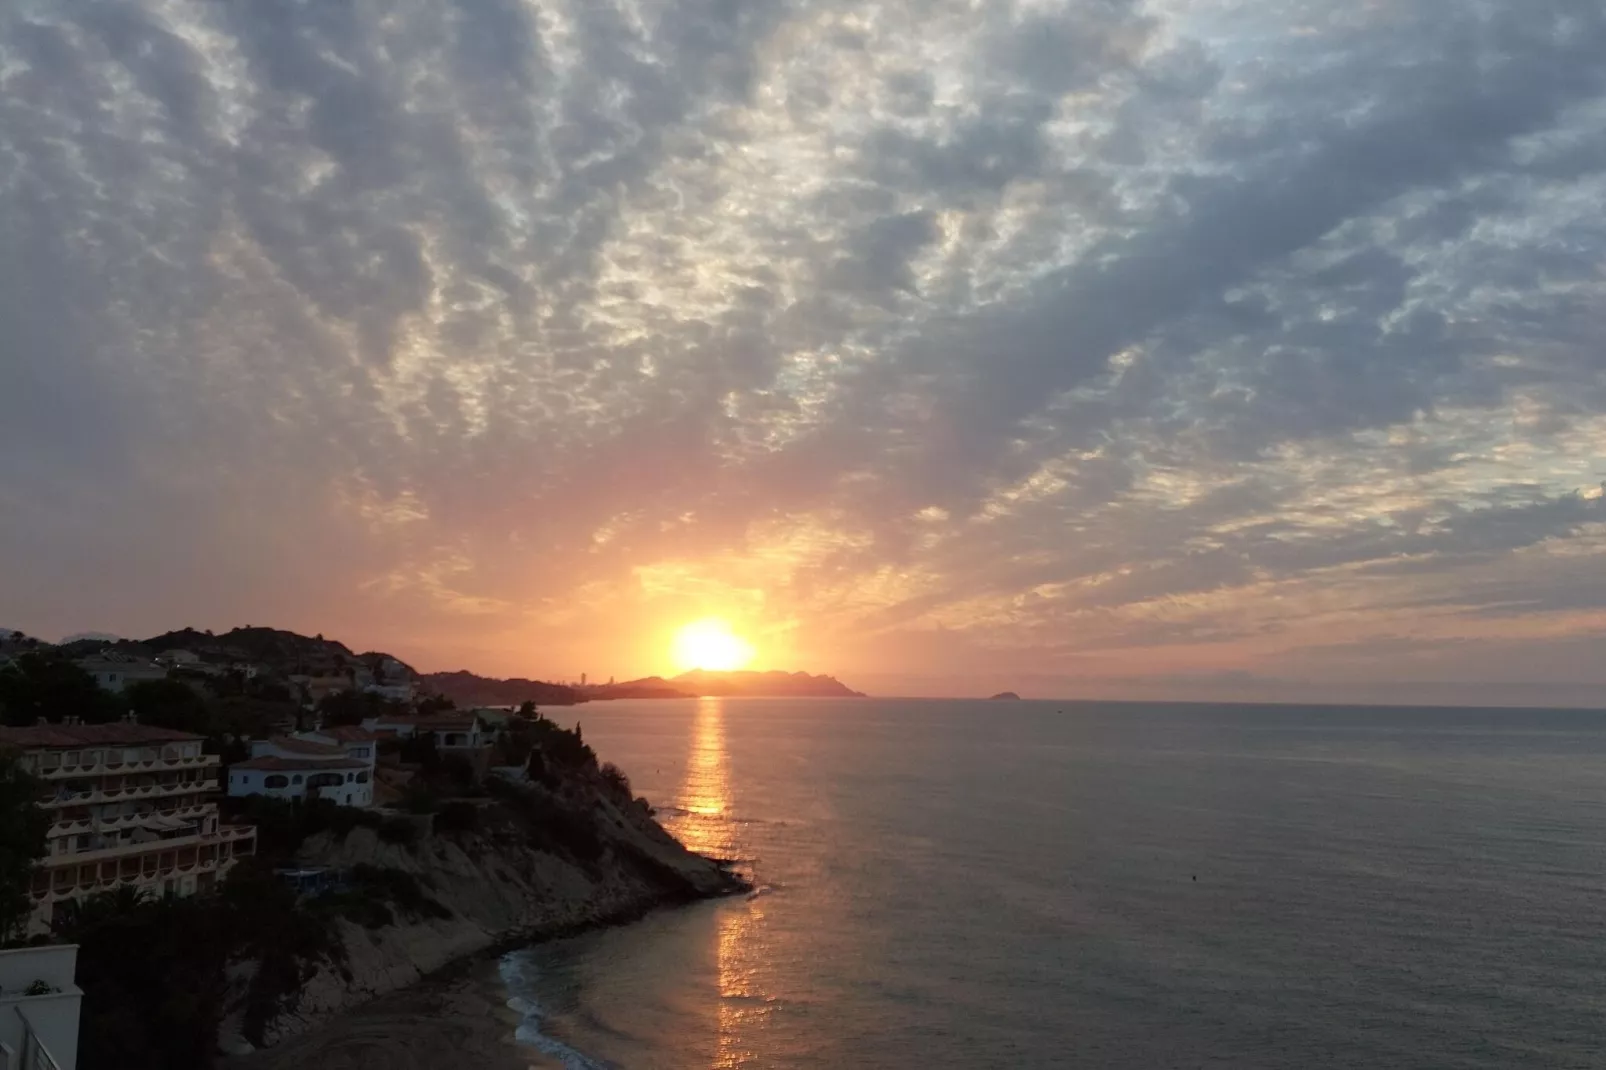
left=220, top=773, right=740, bottom=1052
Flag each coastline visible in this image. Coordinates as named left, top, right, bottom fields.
left=224, top=885, right=745, bottom=1069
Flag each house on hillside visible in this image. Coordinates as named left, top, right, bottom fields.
left=0, top=718, right=256, bottom=936
left=73, top=653, right=167, bottom=692
left=360, top=712, right=490, bottom=751
left=294, top=725, right=380, bottom=767
left=228, top=736, right=373, bottom=807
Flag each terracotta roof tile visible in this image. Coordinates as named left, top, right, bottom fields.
left=0, top=722, right=203, bottom=749
left=231, top=755, right=368, bottom=772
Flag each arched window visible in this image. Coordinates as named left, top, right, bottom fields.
left=346, top=772, right=354, bottom=782
left=291, top=774, right=303, bottom=785
left=356, top=771, right=370, bottom=784
left=264, top=775, right=289, bottom=789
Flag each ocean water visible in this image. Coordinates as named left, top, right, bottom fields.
left=500, top=698, right=1606, bottom=1069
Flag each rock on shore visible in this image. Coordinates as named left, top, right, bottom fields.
left=222, top=785, right=740, bottom=1053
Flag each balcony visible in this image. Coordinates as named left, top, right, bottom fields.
left=41, top=779, right=219, bottom=809
left=36, top=753, right=217, bottom=780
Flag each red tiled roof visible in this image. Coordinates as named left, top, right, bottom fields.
left=0, top=722, right=203, bottom=749
left=311, top=726, right=381, bottom=743
left=262, top=736, right=344, bottom=756
left=231, top=755, right=368, bottom=772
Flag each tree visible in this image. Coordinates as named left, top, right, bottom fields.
left=125, top=679, right=212, bottom=734
left=0, top=751, right=48, bottom=943
left=0, top=652, right=118, bottom=725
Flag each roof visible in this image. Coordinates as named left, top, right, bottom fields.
left=365, top=715, right=478, bottom=729
left=261, top=736, right=345, bottom=757
left=307, top=726, right=380, bottom=743
left=0, top=722, right=204, bottom=749
left=231, top=755, right=368, bottom=772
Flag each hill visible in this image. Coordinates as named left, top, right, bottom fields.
left=586, top=669, right=864, bottom=699
left=419, top=670, right=585, bottom=707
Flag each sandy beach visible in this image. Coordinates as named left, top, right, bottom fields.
left=224, top=956, right=551, bottom=1070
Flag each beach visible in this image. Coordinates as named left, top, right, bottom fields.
left=226, top=956, right=543, bottom=1070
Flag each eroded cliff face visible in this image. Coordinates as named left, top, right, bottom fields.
left=226, top=786, right=737, bottom=1050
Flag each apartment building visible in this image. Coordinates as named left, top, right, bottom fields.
left=0, top=717, right=257, bottom=936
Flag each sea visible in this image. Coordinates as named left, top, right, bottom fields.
left=497, top=697, right=1606, bottom=1069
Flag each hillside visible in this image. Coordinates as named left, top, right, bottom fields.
left=419, top=670, right=584, bottom=707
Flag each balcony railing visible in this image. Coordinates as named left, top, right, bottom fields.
left=11, top=1006, right=64, bottom=1070
left=37, top=752, right=217, bottom=779
left=42, top=779, right=219, bottom=808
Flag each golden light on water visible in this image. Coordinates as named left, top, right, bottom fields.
left=671, top=698, right=766, bottom=1068
left=671, top=618, right=756, bottom=673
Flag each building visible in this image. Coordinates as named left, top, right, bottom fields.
left=0, top=943, right=82, bottom=1070
left=228, top=737, right=372, bottom=807
left=361, top=712, right=490, bottom=751
left=294, top=725, right=380, bottom=765
left=154, top=649, right=201, bottom=667
left=72, top=654, right=167, bottom=693
left=0, top=719, right=257, bottom=936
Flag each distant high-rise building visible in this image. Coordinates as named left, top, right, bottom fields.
left=581, top=673, right=587, bottom=687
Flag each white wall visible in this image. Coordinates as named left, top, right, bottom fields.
left=227, top=768, right=372, bottom=808
left=0, top=944, right=82, bottom=1070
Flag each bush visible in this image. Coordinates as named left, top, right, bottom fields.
left=434, top=800, right=479, bottom=834
left=599, top=762, right=631, bottom=801
left=400, top=782, right=440, bottom=815
left=377, top=816, right=420, bottom=846
left=346, top=865, right=451, bottom=921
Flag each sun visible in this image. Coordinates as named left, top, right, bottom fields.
left=671, top=619, right=755, bottom=673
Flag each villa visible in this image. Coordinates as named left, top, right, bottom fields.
left=228, top=736, right=373, bottom=808
left=0, top=718, right=257, bottom=937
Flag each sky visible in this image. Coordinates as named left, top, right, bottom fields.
left=2, top=0, right=1605, bottom=703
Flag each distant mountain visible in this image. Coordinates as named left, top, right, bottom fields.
left=59, top=631, right=123, bottom=644
left=989, top=691, right=1022, bottom=700
left=420, top=670, right=585, bottom=707
left=586, top=669, right=864, bottom=699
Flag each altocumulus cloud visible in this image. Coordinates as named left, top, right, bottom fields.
left=2, top=0, right=1605, bottom=696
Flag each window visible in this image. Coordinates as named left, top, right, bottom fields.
left=292, top=774, right=303, bottom=785
left=346, top=773, right=355, bottom=783
left=264, top=775, right=289, bottom=789
left=355, top=771, right=370, bottom=784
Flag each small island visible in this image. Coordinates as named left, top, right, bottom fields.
left=989, top=691, right=1022, bottom=700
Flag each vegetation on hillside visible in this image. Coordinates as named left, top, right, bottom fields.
left=0, top=752, right=47, bottom=942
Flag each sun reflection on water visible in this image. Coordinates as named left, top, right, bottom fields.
left=670, top=698, right=767, bottom=1068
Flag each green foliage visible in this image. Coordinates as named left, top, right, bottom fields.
left=377, top=816, right=421, bottom=846
left=0, top=751, right=47, bottom=942
left=433, top=800, right=480, bottom=834
left=0, top=652, right=118, bottom=726
left=219, top=861, right=348, bottom=1047
left=220, top=795, right=382, bottom=863
left=315, top=689, right=407, bottom=727
left=599, top=762, right=632, bottom=802
left=416, top=694, right=456, bottom=716
left=399, top=782, right=440, bottom=815
left=485, top=779, right=603, bottom=863
left=124, top=678, right=211, bottom=734
left=53, top=887, right=233, bottom=1070
left=524, top=715, right=597, bottom=771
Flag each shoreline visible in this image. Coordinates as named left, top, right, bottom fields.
left=226, top=877, right=748, bottom=1069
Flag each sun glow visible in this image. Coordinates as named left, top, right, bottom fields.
left=671, top=618, right=756, bottom=672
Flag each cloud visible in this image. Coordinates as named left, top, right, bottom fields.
left=2, top=0, right=1605, bottom=695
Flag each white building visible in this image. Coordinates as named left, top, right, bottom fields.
left=361, top=713, right=489, bottom=751
left=72, top=654, right=167, bottom=693
left=293, top=726, right=380, bottom=766
left=0, top=943, right=81, bottom=1070
left=0, top=719, right=257, bottom=937
left=228, top=737, right=373, bottom=807
left=154, top=649, right=201, bottom=667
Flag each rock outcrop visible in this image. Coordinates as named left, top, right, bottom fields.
left=223, top=785, right=740, bottom=1050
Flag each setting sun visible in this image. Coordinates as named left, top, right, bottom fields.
left=671, top=618, right=756, bottom=672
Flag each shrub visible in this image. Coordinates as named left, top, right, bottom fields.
left=377, top=816, right=420, bottom=846
left=434, top=800, right=479, bottom=834
left=400, top=782, right=440, bottom=815
left=599, top=762, right=631, bottom=801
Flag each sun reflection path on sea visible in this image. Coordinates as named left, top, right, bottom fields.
left=670, top=698, right=769, bottom=1069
